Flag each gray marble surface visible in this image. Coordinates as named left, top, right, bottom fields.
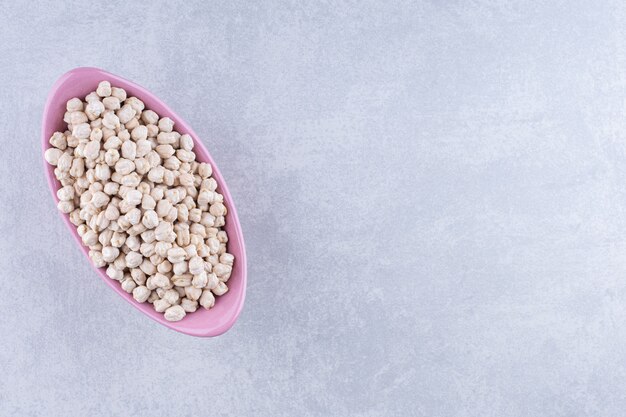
left=2, top=1, right=626, bottom=416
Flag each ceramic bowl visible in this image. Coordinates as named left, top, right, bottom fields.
left=42, top=67, right=247, bottom=337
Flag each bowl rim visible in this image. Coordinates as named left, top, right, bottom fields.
left=42, top=67, right=247, bottom=337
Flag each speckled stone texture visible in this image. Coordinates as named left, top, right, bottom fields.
left=2, top=1, right=626, bottom=416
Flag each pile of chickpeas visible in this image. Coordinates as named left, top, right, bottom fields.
left=45, top=81, right=234, bottom=322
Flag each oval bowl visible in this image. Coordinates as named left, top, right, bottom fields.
left=42, top=67, right=247, bottom=337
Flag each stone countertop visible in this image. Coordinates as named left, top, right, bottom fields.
left=1, top=1, right=625, bottom=416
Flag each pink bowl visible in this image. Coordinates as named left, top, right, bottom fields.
left=42, top=67, right=247, bottom=337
